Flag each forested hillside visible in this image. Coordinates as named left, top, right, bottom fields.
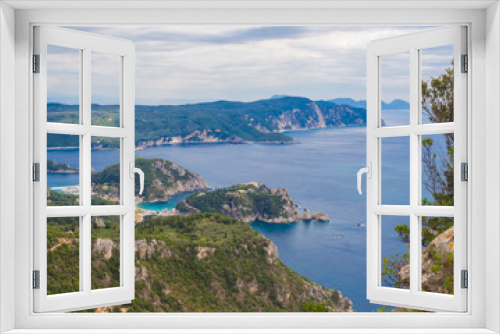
left=47, top=213, right=353, bottom=312
left=47, top=96, right=369, bottom=148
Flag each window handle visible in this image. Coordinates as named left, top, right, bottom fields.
left=129, top=162, right=145, bottom=195
left=357, top=162, right=372, bottom=195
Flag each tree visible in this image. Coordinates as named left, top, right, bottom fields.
left=384, top=62, right=455, bottom=288
left=419, top=62, right=455, bottom=247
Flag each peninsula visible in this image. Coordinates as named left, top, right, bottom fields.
left=176, top=182, right=329, bottom=223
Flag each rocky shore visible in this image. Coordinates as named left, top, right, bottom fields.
left=135, top=131, right=299, bottom=151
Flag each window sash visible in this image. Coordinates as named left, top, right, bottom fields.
left=366, top=26, right=468, bottom=312
left=32, top=26, right=136, bottom=313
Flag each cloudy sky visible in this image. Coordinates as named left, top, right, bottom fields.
left=47, top=25, right=452, bottom=105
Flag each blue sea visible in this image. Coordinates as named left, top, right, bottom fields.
left=48, top=109, right=429, bottom=312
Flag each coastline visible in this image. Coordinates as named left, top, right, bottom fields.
left=48, top=169, right=78, bottom=174
left=135, top=125, right=367, bottom=150
left=135, top=139, right=299, bottom=151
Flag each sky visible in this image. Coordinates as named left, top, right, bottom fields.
left=47, top=25, right=452, bottom=105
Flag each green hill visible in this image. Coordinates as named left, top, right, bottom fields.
left=47, top=213, right=353, bottom=312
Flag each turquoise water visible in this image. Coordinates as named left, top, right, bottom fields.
left=136, top=192, right=192, bottom=211
left=47, top=109, right=431, bottom=312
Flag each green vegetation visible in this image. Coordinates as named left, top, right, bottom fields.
left=46, top=103, right=120, bottom=127
left=47, top=190, right=79, bottom=206
left=176, top=183, right=299, bottom=223
left=91, top=158, right=207, bottom=202
left=47, top=217, right=80, bottom=295
left=47, top=96, right=368, bottom=147
left=381, top=245, right=410, bottom=290
left=381, top=62, right=455, bottom=300
left=91, top=216, right=121, bottom=290
left=47, top=189, right=118, bottom=206
left=47, top=132, right=120, bottom=149
left=46, top=158, right=206, bottom=206
left=47, top=215, right=121, bottom=294
left=47, top=159, right=78, bottom=172
left=91, top=105, right=120, bottom=127
left=47, top=213, right=351, bottom=312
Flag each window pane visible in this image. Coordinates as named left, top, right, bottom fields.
left=421, top=45, right=454, bottom=124
left=92, top=215, right=120, bottom=290
left=380, top=52, right=410, bottom=127
left=92, top=52, right=121, bottom=127
left=381, top=215, right=410, bottom=290
left=47, top=217, right=80, bottom=295
left=421, top=216, right=454, bottom=295
left=91, top=137, right=121, bottom=205
left=381, top=136, right=410, bottom=205
left=47, top=45, right=80, bottom=124
left=47, top=134, right=80, bottom=206
left=421, top=133, right=454, bottom=206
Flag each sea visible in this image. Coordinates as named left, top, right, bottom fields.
left=48, top=109, right=430, bottom=312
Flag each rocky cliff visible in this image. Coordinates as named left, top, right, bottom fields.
left=176, top=182, right=329, bottom=223
left=398, top=227, right=455, bottom=294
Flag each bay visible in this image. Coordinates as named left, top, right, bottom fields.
left=47, top=108, right=417, bottom=312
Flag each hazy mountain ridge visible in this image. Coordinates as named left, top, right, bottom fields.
left=47, top=96, right=373, bottom=149
left=329, top=98, right=409, bottom=110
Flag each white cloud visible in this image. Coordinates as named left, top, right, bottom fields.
left=50, top=25, right=446, bottom=105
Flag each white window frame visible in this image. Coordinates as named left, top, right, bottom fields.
left=32, top=26, right=136, bottom=313
left=0, top=2, right=498, bottom=333
left=366, top=26, right=468, bottom=312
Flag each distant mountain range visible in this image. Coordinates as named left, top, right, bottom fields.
left=272, top=95, right=409, bottom=110
left=47, top=95, right=403, bottom=149
left=48, top=96, right=371, bottom=148
left=329, top=98, right=409, bottom=110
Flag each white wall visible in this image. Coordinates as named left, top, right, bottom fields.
left=0, top=2, right=16, bottom=333
left=486, top=2, right=500, bottom=333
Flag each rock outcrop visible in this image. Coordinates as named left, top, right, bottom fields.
left=195, top=246, right=216, bottom=260
left=135, top=239, right=173, bottom=260
left=399, top=227, right=454, bottom=294
left=312, top=212, right=330, bottom=222
left=301, top=208, right=313, bottom=221
left=138, top=159, right=209, bottom=203
left=93, top=238, right=116, bottom=260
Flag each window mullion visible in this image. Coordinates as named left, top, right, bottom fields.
left=81, top=47, right=92, bottom=294
left=409, top=47, right=420, bottom=295
left=416, top=47, right=424, bottom=295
